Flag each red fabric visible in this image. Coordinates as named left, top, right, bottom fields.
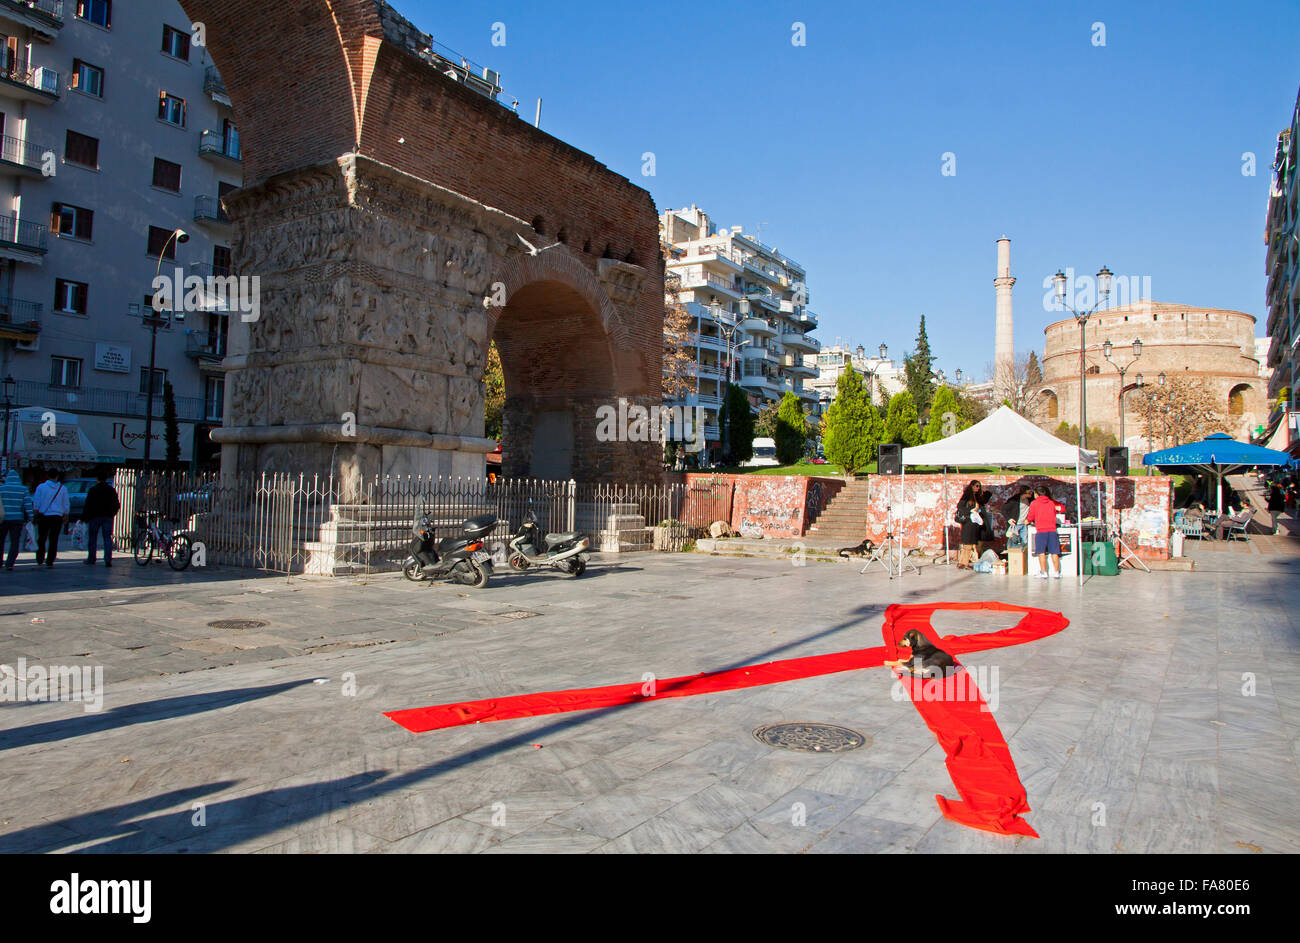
left=385, top=601, right=1068, bottom=838
left=1024, top=495, right=1058, bottom=532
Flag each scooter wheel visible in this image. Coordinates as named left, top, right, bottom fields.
left=453, top=561, right=491, bottom=589
left=559, top=557, right=586, bottom=577
left=507, top=552, right=529, bottom=571
left=402, top=557, right=425, bottom=581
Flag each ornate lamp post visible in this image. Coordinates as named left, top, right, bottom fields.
left=712, top=299, right=745, bottom=461
left=1053, top=265, right=1113, bottom=449
left=141, top=228, right=189, bottom=473
left=861, top=342, right=888, bottom=404
left=1102, top=338, right=1142, bottom=447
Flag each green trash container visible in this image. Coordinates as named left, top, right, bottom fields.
left=1081, top=540, right=1119, bottom=575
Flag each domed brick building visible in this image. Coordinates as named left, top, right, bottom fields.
left=1039, top=301, right=1266, bottom=451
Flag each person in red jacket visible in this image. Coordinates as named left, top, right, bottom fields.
left=1025, top=485, right=1062, bottom=579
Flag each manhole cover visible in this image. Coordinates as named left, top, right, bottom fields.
left=753, top=723, right=869, bottom=754
left=206, top=619, right=268, bottom=631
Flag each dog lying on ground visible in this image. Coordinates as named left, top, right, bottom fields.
left=837, top=538, right=877, bottom=558
left=884, top=629, right=958, bottom=678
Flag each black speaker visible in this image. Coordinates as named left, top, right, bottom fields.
left=1105, top=446, right=1129, bottom=477
left=878, top=443, right=902, bottom=475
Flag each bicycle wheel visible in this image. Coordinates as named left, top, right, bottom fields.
left=134, top=533, right=155, bottom=566
left=166, top=533, right=193, bottom=571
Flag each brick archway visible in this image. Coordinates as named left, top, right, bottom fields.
left=179, top=0, right=663, bottom=490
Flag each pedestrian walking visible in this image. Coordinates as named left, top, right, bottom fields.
left=83, top=470, right=120, bottom=567
left=32, top=470, right=69, bottom=568
left=1025, top=485, right=1063, bottom=579
left=1, top=469, right=33, bottom=571
left=1267, top=484, right=1285, bottom=535
left=955, top=480, right=984, bottom=569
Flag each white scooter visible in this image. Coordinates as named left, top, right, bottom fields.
left=506, top=509, right=591, bottom=577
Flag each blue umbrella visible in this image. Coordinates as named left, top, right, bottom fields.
left=1143, top=433, right=1292, bottom=515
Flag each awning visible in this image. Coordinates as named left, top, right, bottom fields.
left=4, top=406, right=99, bottom=467
left=1142, top=432, right=1293, bottom=514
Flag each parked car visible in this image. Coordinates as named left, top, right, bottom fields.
left=62, top=478, right=98, bottom=521
left=743, top=437, right=780, bottom=467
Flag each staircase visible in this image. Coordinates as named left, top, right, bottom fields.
left=806, top=479, right=873, bottom=543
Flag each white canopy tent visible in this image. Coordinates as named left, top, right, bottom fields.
left=898, top=406, right=1099, bottom=584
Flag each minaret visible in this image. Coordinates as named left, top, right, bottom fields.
left=994, top=236, right=1016, bottom=380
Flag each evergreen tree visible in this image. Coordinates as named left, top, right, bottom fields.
left=1025, top=350, right=1043, bottom=386
left=923, top=385, right=966, bottom=443
left=722, top=383, right=755, bottom=464
left=775, top=392, right=806, bottom=464
left=163, top=381, right=181, bottom=465
left=903, top=314, right=936, bottom=416
left=482, top=340, right=505, bottom=440
left=883, top=391, right=923, bottom=447
left=821, top=365, right=882, bottom=474
left=753, top=401, right=780, bottom=439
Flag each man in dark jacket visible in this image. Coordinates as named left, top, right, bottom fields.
left=1001, top=486, right=1034, bottom=548
left=82, top=470, right=120, bottom=567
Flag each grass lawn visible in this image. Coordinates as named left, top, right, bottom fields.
left=707, top=461, right=845, bottom=476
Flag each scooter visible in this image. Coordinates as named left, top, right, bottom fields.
left=402, top=508, right=496, bottom=588
left=506, top=509, right=591, bottom=577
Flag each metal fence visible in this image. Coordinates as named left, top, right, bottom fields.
left=107, top=470, right=738, bottom=575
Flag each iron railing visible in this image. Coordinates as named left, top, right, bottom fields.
left=0, top=213, right=48, bottom=252
left=203, top=66, right=226, bottom=99
left=0, top=296, right=41, bottom=333
left=0, top=133, right=50, bottom=171
left=0, top=0, right=64, bottom=21
left=11, top=378, right=208, bottom=421
left=198, top=129, right=240, bottom=161
left=194, top=195, right=230, bottom=224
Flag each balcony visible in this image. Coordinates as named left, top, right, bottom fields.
left=0, top=50, right=59, bottom=104
left=781, top=354, right=817, bottom=378
left=781, top=331, right=820, bottom=354
left=741, top=344, right=779, bottom=364
left=738, top=315, right=775, bottom=337
left=794, top=310, right=819, bottom=330
left=0, top=0, right=63, bottom=42
left=677, top=270, right=739, bottom=298
left=0, top=296, right=41, bottom=340
left=746, top=291, right=782, bottom=313
left=0, top=133, right=51, bottom=177
left=738, top=372, right=767, bottom=390
left=185, top=331, right=227, bottom=367
left=10, top=378, right=208, bottom=422
left=194, top=195, right=231, bottom=227
left=0, top=213, right=48, bottom=260
left=198, top=129, right=241, bottom=166
left=684, top=247, right=742, bottom=272
left=203, top=66, right=231, bottom=106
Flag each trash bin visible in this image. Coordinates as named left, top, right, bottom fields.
left=1081, top=541, right=1119, bottom=575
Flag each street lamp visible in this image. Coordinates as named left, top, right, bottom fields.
left=1053, top=264, right=1113, bottom=449
left=712, top=299, right=744, bottom=461
left=2, top=374, right=15, bottom=475
left=1102, top=338, right=1142, bottom=448
left=142, top=227, right=190, bottom=473
left=859, top=343, right=889, bottom=405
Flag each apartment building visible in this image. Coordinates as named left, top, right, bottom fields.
left=0, top=0, right=238, bottom=472
left=660, top=204, right=820, bottom=457
left=1265, top=84, right=1299, bottom=450
left=805, top=343, right=905, bottom=413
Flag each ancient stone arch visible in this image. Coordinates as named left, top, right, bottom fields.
left=179, top=0, right=663, bottom=490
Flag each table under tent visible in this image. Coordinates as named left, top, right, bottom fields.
left=1143, top=433, right=1293, bottom=516
left=898, top=406, right=1099, bottom=584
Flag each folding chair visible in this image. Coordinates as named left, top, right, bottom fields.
left=1226, top=510, right=1255, bottom=541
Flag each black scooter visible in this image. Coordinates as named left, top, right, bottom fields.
left=402, top=509, right=496, bottom=588
left=506, top=509, right=591, bottom=577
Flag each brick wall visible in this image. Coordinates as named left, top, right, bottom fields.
left=862, top=473, right=1174, bottom=560
left=682, top=474, right=845, bottom=538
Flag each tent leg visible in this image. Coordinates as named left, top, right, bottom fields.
left=1076, top=460, right=1083, bottom=586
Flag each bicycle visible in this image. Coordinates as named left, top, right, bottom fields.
left=133, top=510, right=194, bottom=571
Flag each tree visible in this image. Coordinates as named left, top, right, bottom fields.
left=721, top=383, right=754, bottom=464
left=821, top=364, right=882, bottom=474
left=883, top=390, right=923, bottom=446
left=1136, top=375, right=1230, bottom=448
left=1053, top=421, right=1117, bottom=452
left=1025, top=351, right=1042, bottom=386
left=924, top=385, right=970, bottom=442
left=903, top=314, right=936, bottom=416
left=754, top=401, right=780, bottom=439
left=956, top=390, right=989, bottom=427
left=483, top=340, right=505, bottom=440
left=775, top=392, right=806, bottom=464
left=162, top=381, right=181, bottom=465
left=661, top=259, right=696, bottom=401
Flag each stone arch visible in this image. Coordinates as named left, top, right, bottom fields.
left=1228, top=383, right=1251, bottom=417
left=1042, top=390, right=1059, bottom=419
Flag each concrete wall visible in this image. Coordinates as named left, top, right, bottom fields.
left=682, top=473, right=844, bottom=538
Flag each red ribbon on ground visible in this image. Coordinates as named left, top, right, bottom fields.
left=384, top=601, right=1067, bottom=837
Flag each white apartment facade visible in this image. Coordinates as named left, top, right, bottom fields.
left=660, top=204, right=820, bottom=457
left=805, top=343, right=906, bottom=411
left=0, top=0, right=239, bottom=473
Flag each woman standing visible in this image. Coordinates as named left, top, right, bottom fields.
left=1267, top=484, right=1285, bottom=535
left=955, top=480, right=984, bottom=569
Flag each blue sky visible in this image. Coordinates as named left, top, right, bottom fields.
left=404, top=0, right=1300, bottom=378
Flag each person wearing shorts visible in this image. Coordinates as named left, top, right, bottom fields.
left=1025, top=485, right=1062, bottom=579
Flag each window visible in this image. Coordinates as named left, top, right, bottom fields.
left=139, top=367, right=167, bottom=397
left=147, top=225, right=181, bottom=259
left=212, top=244, right=232, bottom=275
left=76, top=0, right=111, bottom=28
left=158, top=91, right=186, bottom=127
left=52, top=357, right=82, bottom=389
left=152, top=157, right=181, bottom=192
left=161, top=25, right=190, bottom=61
left=204, top=376, right=225, bottom=421
left=223, top=119, right=240, bottom=160
left=71, top=60, right=104, bottom=98
left=64, top=130, right=99, bottom=169
left=51, top=202, right=93, bottom=240
left=54, top=279, right=88, bottom=315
